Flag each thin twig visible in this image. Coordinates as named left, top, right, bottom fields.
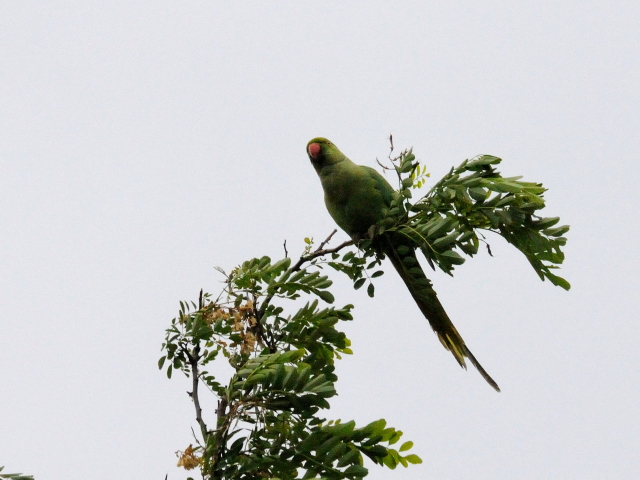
left=307, top=239, right=354, bottom=260
left=283, top=239, right=288, bottom=258
left=190, top=426, right=202, bottom=446
left=291, top=231, right=353, bottom=272
left=186, top=347, right=209, bottom=442
left=316, top=229, right=337, bottom=251
left=252, top=293, right=276, bottom=353
left=376, top=158, right=394, bottom=171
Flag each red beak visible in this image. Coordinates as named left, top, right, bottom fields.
left=308, top=143, right=321, bottom=159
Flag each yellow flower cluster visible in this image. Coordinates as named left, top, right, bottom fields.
left=199, top=301, right=261, bottom=355
left=176, top=444, right=201, bottom=470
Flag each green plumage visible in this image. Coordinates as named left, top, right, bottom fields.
left=306, top=137, right=500, bottom=391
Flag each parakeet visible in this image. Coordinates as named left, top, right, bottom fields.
left=306, top=137, right=500, bottom=391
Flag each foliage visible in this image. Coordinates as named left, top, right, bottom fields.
left=0, top=467, right=34, bottom=480
left=160, top=139, right=569, bottom=479
left=160, top=249, right=422, bottom=479
left=368, top=143, right=571, bottom=290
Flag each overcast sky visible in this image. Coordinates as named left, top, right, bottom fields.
left=1, top=2, right=639, bottom=479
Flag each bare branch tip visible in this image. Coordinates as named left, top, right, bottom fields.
left=316, top=229, right=338, bottom=252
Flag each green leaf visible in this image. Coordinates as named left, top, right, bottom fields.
left=468, top=186, right=488, bottom=201
left=380, top=427, right=397, bottom=442
left=399, top=441, right=413, bottom=452
left=426, top=216, right=454, bottom=238
left=387, top=430, right=403, bottom=445
left=362, top=419, right=387, bottom=436
left=532, top=216, right=560, bottom=229
left=316, top=290, right=335, bottom=303
left=549, top=274, right=571, bottom=291
left=325, top=442, right=348, bottom=463
left=336, top=448, right=360, bottom=467
left=297, top=432, right=326, bottom=453
left=362, top=445, right=388, bottom=458
left=282, top=367, right=299, bottom=390
left=544, top=225, right=570, bottom=237
left=302, top=374, right=328, bottom=392
left=466, top=154, right=502, bottom=169
left=322, top=420, right=356, bottom=436
left=280, top=349, right=305, bottom=363
left=367, top=283, right=375, bottom=298
left=440, top=250, right=465, bottom=264
left=229, top=333, right=243, bottom=342
left=396, top=245, right=411, bottom=255
left=271, top=257, right=292, bottom=272
left=353, top=278, right=366, bottom=290
left=382, top=452, right=398, bottom=469
left=432, top=231, right=460, bottom=249
left=316, top=436, right=342, bottom=456
left=404, top=454, right=423, bottom=464
left=344, top=464, right=368, bottom=477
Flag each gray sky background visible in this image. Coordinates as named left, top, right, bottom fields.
left=1, top=2, right=638, bottom=479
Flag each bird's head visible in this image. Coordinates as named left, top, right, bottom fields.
left=306, top=137, right=346, bottom=167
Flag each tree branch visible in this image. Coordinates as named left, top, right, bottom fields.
left=186, top=347, right=208, bottom=442
left=256, top=230, right=354, bottom=321
left=211, top=396, right=230, bottom=480
left=317, top=229, right=338, bottom=251
left=291, top=229, right=353, bottom=272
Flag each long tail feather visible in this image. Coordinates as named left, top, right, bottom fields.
left=381, top=235, right=500, bottom=392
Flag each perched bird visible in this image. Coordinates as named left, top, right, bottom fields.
left=306, top=137, right=500, bottom=391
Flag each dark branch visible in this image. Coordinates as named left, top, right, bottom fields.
left=376, top=158, right=394, bottom=171
left=211, top=396, right=230, bottom=479
left=257, top=230, right=354, bottom=319
left=317, top=229, right=337, bottom=251
left=291, top=230, right=353, bottom=272
left=186, top=347, right=208, bottom=442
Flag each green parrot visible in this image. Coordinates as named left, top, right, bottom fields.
left=306, top=137, right=500, bottom=391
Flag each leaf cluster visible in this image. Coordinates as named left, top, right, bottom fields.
left=0, top=467, right=33, bottom=480
left=374, top=150, right=570, bottom=289
left=160, top=248, right=421, bottom=479
left=326, top=250, right=383, bottom=300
